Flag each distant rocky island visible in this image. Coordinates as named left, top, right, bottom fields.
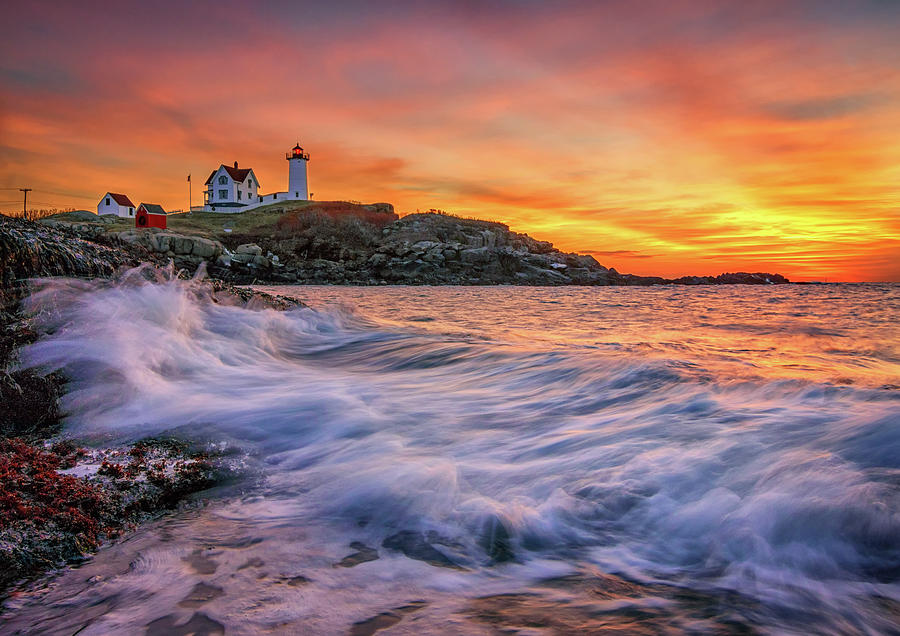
left=16, top=201, right=789, bottom=286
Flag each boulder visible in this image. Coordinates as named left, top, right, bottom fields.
left=235, top=243, right=263, bottom=256
left=171, top=236, right=194, bottom=255
left=115, top=230, right=141, bottom=245
left=190, top=237, right=221, bottom=259
left=382, top=531, right=461, bottom=569
left=50, top=210, right=98, bottom=222
left=459, top=247, right=492, bottom=265
left=412, top=240, right=439, bottom=252
left=368, top=253, right=388, bottom=268
left=154, top=233, right=175, bottom=252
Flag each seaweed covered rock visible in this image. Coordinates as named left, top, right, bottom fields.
left=0, top=437, right=226, bottom=593
left=0, top=215, right=151, bottom=309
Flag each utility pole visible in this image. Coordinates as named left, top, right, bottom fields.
left=187, top=174, right=192, bottom=213
left=19, top=188, right=31, bottom=221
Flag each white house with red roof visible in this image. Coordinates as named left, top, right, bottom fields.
left=203, top=161, right=260, bottom=210
left=97, top=192, right=136, bottom=218
left=201, top=143, right=310, bottom=212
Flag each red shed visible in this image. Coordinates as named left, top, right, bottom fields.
left=135, top=203, right=167, bottom=229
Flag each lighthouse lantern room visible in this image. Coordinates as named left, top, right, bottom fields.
left=286, top=143, right=310, bottom=200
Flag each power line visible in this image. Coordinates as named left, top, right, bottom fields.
left=0, top=187, right=96, bottom=200
left=16, top=200, right=73, bottom=207
left=30, top=188, right=97, bottom=200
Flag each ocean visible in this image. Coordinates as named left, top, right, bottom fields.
left=5, top=277, right=900, bottom=634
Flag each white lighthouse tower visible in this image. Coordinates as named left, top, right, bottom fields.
left=286, top=142, right=310, bottom=200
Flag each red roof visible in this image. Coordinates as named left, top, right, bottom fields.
left=223, top=165, right=252, bottom=182
left=107, top=193, right=135, bottom=207
left=204, top=165, right=253, bottom=184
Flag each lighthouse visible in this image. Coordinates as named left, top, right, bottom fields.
left=286, top=142, right=310, bottom=200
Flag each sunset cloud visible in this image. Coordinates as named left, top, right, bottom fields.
left=1, top=0, right=898, bottom=280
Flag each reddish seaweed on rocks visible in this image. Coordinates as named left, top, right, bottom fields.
left=0, top=435, right=223, bottom=595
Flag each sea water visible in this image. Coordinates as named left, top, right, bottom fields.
left=4, top=273, right=899, bottom=634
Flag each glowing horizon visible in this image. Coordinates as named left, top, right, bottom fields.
left=2, top=1, right=899, bottom=281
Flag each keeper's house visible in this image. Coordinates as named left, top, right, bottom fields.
left=135, top=203, right=167, bottom=229
left=204, top=162, right=260, bottom=211
left=97, top=192, right=135, bottom=218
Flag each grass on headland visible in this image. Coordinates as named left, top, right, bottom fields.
left=45, top=200, right=322, bottom=240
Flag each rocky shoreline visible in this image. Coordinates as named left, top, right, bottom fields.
left=0, top=215, right=299, bottom=599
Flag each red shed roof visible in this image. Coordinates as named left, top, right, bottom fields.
left=138, top=203, right=166, bottom=215
left=107, top=193, right=135, bottom=207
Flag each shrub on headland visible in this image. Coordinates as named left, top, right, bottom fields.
left=275, top=209, right=382, bottom=249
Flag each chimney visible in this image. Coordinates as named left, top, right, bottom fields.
left=234, top=161, right=238, bottom=169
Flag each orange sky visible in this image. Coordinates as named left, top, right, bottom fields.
left=2, top=1, right=899, bottom=281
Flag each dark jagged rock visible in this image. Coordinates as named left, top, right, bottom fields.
left=349, top=601, right=427, bottom=636
left=382, top=531, right=464, bottom=569
left=145, top=612, right=225, bottom=636
left=479, top=515, right=515, bottom=563
left=335, top=541, right=380, bottom=568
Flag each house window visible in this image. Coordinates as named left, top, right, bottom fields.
left=295, top=192, right=298, bottom=197
left=273, top=193, right=277, bottom=199
left=105, top=198, right=110, bottom=205
left=237, top=190, right=242, bottom=200
left=219, top=189, right=228, bottom=199
left=218, top=176, right=227, bottom=185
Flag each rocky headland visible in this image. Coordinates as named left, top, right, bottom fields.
left=38, top=204, right=790, bottom=286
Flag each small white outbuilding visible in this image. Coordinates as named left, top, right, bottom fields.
left=97, top=192, right=136, bottom=218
